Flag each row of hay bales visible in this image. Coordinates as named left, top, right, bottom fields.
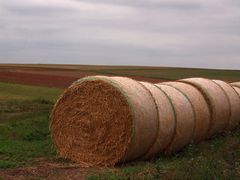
left=50, top=76, right=240, bottom=167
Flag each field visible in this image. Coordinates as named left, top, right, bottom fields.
left=0, top=64, right=240, bottom=179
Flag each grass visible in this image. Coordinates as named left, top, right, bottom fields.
left=0, top=82, right=62, bottom=100
left=0, top=82, right=63, bottom=169
left=87, top=131, right=240, bottom=179
left=0, top=99, right=56, bottom=169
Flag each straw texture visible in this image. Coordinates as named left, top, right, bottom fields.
left=50, top=76, right=158, bottom=166
left=213, top=80, right=240, bottom=130
left=179, top=78, right=230, bottom=137
left=51, top=75, right=239, bottom=166
left=106, top=76, right=159, bottom=162
left=231, top=82, right=240, bottom=89
left=233, top=86, right=240, bottom=96
left=140, top=82, right=176, bottom=158
left=51, top=77, right=132, bottom=166
left=163, top=81, right=211, bottom=143
left=155, top=84, right=195, bottom=154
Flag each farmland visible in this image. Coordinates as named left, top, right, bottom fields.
left=1, top=64, right=240, bottom=179
left=1, top=64, right=240, bottom=88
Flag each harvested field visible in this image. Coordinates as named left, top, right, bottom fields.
left=0, top=69, right=163, bottom=88
left=1, top=64, right=240, bottom=88
left=10, top=69, right=163, bottom=83
left=1, top=65, right=240, bottom=179
left=0, top=71, right=79, bottom=88
left=96, top=68, right=240, bottom=82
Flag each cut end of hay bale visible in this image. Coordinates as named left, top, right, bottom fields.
left=50, top=78, right=133, bottom=166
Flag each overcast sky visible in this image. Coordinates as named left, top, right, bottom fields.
left=0, top=0, right=240, bottom=69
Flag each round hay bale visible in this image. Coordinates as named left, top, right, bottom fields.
left=179, top=78, right=230, bottom=137
left=163, top=81, right=211, bottom=143
left=106, top=76, right=159, bottom=161
left=50, top=76, right=158, bottom=166
left=213, top=80, right=240, bottom=130
left=232, top=86, right=240, bottom=126
left=233, top=86, right=240, bottom=96
left=140, top=82, right=176, bottom=158
left=231, top=83, right=240, bottom=96
left=155, top=84, right=195, bottom=154
left=231, top=82, right=240, bottom=89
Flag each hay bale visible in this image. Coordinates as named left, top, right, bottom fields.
left=213, top=80, right=240, bottom=130
left=179, top=78, right=230, bottom=137
left=231, top=83, right=240, bottom=96
left=155, top=84, right=195, bottom=154
left=163, top=81, right=211, bottom=143
left=50, top=76, right=158, bottom=166
left=233, top=86, right=240, bottom=96
left=231, top=82, right=240, bottom=89
left=232, top=86, right=240, bottom=126
left=140, top=82, right=176, bottom=158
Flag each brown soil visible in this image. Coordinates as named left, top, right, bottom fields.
left=12, top=69, right=97, bottom=78
left=0, top=68, right=164, bottom=88
left=23, top=69, right=164, bottom=83
left=0, top=160, right=98, bottom=180
left=0, top=71, right=80, bottom=88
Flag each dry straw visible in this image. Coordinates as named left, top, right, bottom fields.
left=231, top=82, right=240, bottom=89
left=163, top=81, right=211, bottom=143
left=179, top=78, right=230, bottom=138
left=140, top=82, right=176, bottom=158
left=231, top=82, right=240, bottom=96
left=104, top=76, right=159, bottom=162
left=51, top=75, right=239, bottom=167
left=155, top=84, right=195, bottom=154
left=50, top=76, right=159, bottom=166
left=233, top=86, right=240, bottom=97
left=213, top=80, right=240, bottom=130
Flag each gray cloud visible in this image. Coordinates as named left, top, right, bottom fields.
left=73, top=0, right=203, bottom=11
left=0, top=0, right=240, bottom=69
left=4, top=5, right=72, bottom=16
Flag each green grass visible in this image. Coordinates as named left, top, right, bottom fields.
left=0, top=82, right=62, bottom=100
left=96, top=68, right=240, bottom=82
left=0, top=99, right=56, bottom=169
left=88, top=131, right=240, bottom=179
left=0, top=82, right=63, bottom=169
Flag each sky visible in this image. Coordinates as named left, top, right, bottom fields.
left=0, top=0, right=240, bottom=69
